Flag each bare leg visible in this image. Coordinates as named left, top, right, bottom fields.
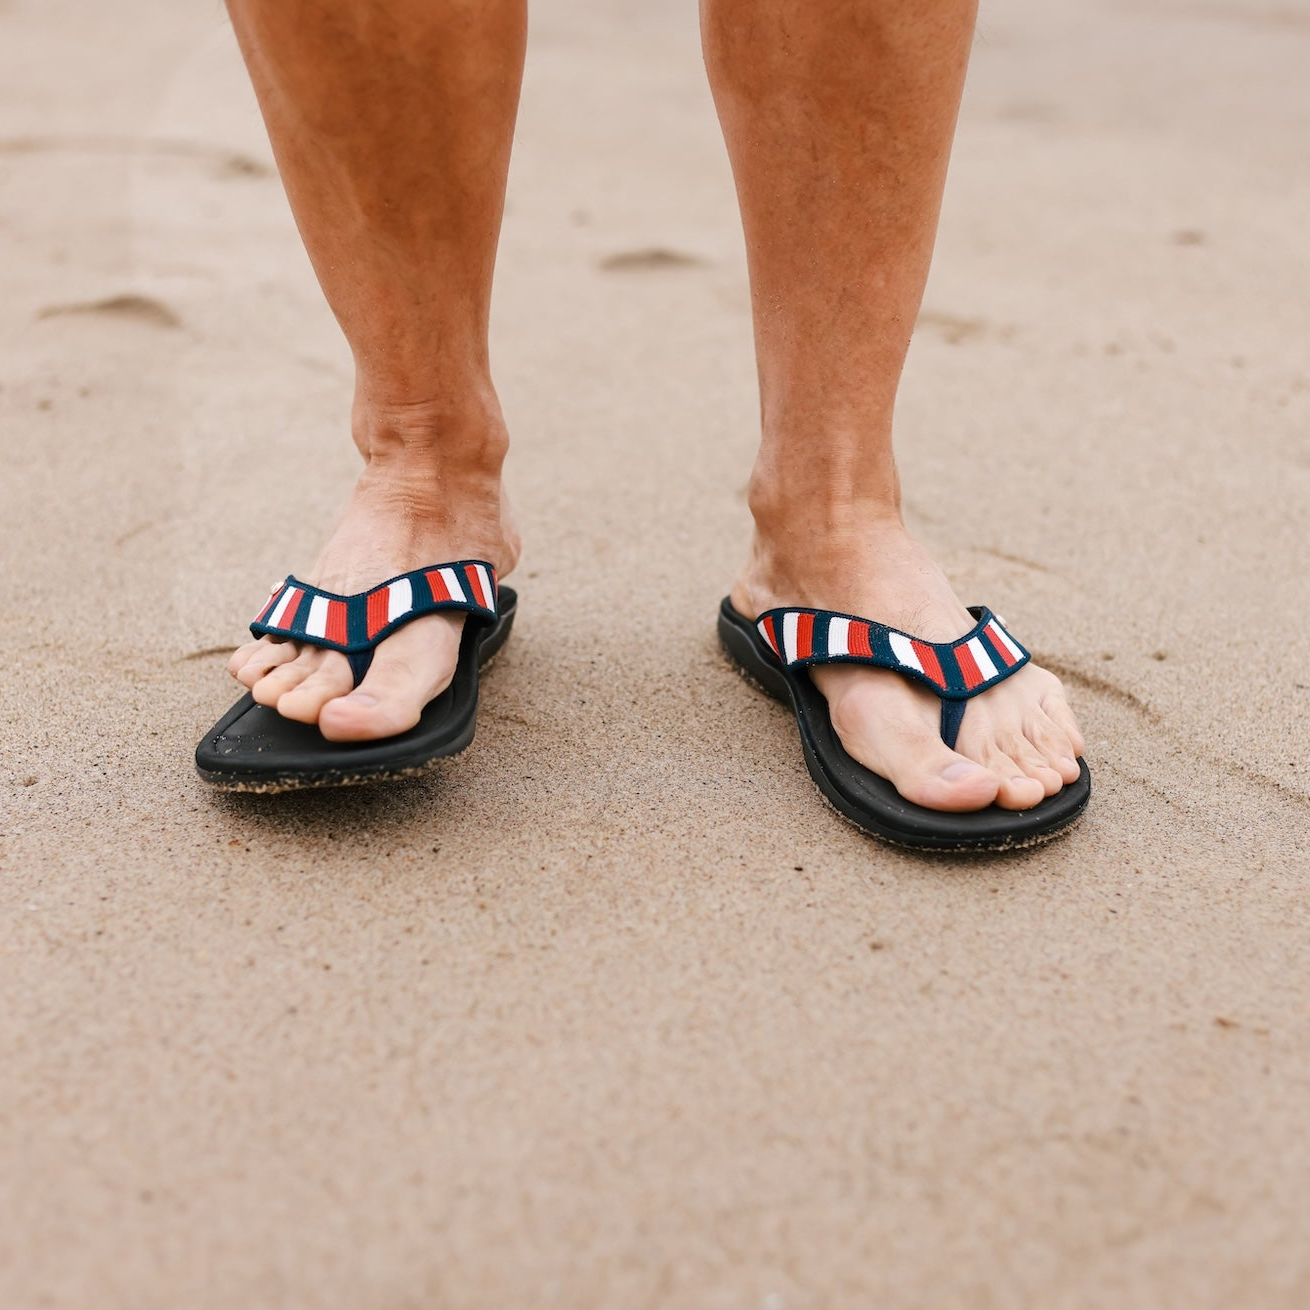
left=224, top=0, right=525, bottom=741
left=703, top=0, right=1085, bottom=811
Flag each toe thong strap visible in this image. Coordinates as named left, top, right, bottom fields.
left=939, top=698, right=969, bottom=752
left=250, top=561, right=499, bottom=686
left=755, top=605, right=1030, bottom=748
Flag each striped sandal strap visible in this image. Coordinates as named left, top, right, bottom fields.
left=754, top=605, right=1030, bottom=702
left=250, top=560, right=498, bottom=657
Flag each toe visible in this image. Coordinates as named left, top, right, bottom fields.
left=1029, top=710, right=1082, bottom=785
left=997, top=729, right=1066, bottom=798
left=317, top=660, right=427, bottom=741
left=232, top=638, right=296, bottom=687
left=250, top=652, right=319, bottom=708
left=995, top=775, right=1047, bottom=810
left=1040, top=685, right=1086, bottom=758
left=275, top=656, right=355, bottom=724
left=317, top=613, right=464, bottom=742
left=898, top=747, right=1004, bottom=812
left=228, top=640, right=262, bottom=678
left=827, top=679, right=1001, bottom=812
left=986, top=746, right=1048, bottom=810
left=1014, top=750, right=1066, bottom=798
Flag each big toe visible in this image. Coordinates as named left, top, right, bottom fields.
left=841, top=710, right=1001, bottom=811
left=317, top=615, right=464, bottom=742
left=317, top=687, right=423, bottom=742
left=824, top=675, right=1002, bottom=812
left=890, top=746, right=1003, bottom=812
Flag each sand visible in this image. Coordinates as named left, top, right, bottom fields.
left=2, top=0, right=1308, bottom=1306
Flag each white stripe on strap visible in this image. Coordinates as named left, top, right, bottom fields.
left=438, top=567, right=466, bottom=603
left=474, top=563, right=494, bottom=608
left=967, top=636, right=998, bottom=681
left=827, top=616, right=850, bottom=657
left=988, top=620, right=1024, bottom=663
left=305, top=595, right=330, bottom=639
left=782, top=612, right=800, bottom=664
left=267, top=587, right=297, bottom=629
left=387, top=578, right=413, bottom=622
left=888, top=631, right=923, bottom=673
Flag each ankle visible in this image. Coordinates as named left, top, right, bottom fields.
left=746, top=465, right=905, bottom=547
left=351, top=385, right=509, bottom=475
left=326, top=453, right=520, bottom=583
left=736, top=488, right=939, bottom=614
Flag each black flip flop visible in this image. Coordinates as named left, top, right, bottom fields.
left=196, top=561, right=515, bottom=793
left=718, top=598, right=1091, bottom=852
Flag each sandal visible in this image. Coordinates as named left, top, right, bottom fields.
left=196, top=561, right=515, bottom=792
left=718, top=598, right=1090, bottom=851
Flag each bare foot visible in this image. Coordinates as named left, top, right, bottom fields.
left=228, top=427, right=518, bottom=743
left=732, top=521, right=1085, bottom=813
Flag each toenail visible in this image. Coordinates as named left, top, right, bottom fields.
left=941, top=761, right=985, bottom=781
left=1060, top=756, right=1077, bottom=770
left=344, top=692, right=377, bottom=706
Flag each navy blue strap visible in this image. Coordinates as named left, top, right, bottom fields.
left=346, top=648, right=376, bottom=686
left=755, top=605, right=1029, bottom=702
left=940, top=698, right=969, bottom=751
left=250, top=560, right=498, bottom=685
left=755, top=604, right=1031, bottom=746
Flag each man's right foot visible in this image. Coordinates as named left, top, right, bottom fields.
left=227, top=415, right=519, bottom=743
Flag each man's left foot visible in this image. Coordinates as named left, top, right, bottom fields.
left=731, top=519, right=1085, bottom=814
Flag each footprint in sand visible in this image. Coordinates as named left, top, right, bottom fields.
left=36, top=294, right=182, bottom=330
left=598, top=247, right=706, bottom=273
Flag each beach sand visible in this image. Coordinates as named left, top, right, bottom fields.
left=2, top=1, right=1308, bottom=1305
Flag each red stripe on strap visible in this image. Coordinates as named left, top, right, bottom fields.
left=762, top=615, right=779, bottom=656
left=796, top=612, right=814, bottom=659
left=913, top=639, right=946, bottom=689
left=986, top=621, right=1018, bottom=667
left=255, top=587, right=281, bottom=624
left=366, top=589, right=389, bottom=638
left=955, top=641, right=984, bottom=690
left=278, top=587, right=303, bottom=632
left=849, top=621, right=872, bottom=658
left=325, top=599, right=348, bottom=645
left=425, top=569, right=452, bottom=602
left=464, top=564, right=489, bottom=609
